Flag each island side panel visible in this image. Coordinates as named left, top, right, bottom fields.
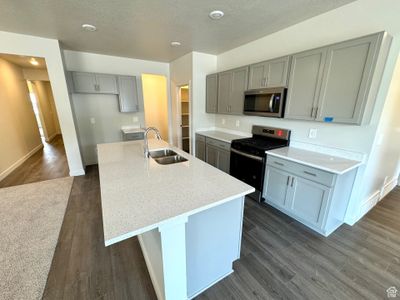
left=185, top=196, right=245, bottom=299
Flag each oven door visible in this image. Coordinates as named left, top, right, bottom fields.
left=243, top=88, right=286, bottom=117
left=230, top=148, right=265, bottom=202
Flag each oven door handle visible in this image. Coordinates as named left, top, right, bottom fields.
left=269, top=94, right=275, bottom=112
left=231, top=148, right=263, bottom=161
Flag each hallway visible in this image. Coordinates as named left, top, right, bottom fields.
left=0, top=135, right=69, bottom=188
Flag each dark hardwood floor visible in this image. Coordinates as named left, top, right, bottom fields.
left=43, top=165, right=400, bottom=300
left=0, top=135, right=69, bottom=188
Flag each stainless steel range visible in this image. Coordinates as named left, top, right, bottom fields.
left=230, top=125, right=291, bottom=202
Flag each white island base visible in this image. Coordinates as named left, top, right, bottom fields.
left=138, top=196, right=244, bottom=300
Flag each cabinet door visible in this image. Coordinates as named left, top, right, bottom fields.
left=117, top=76, right=139, bottom=112
left=195, top=140, right=206, bottom=161
left=71, top=72, right=97, bottom=93
left=218, top=149, right=230, bottom=173
left=266, top=56, right=290, bottom=88
left=248, top=62, right=267, bottom=90
left=317, top=34, right=380, bottom=124
left=263, top=166, right=290, bottom=209
left=96, top=74, right=118, bottom=94
left=206, top=74, right=218, bottom=113
left=217, top=71, right=232, bottom=114
left=230, top=67, right=248, bottom=114
left=288, top=176, right=330, bottom=228
left=206, top=145, right=219, bottom=168
left=285, top=48, right=327, bottom=120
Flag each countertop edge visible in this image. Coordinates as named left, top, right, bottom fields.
left=104, top=187, right=255, bottom=246
left=196, top=130, right=250, bottom=143
left=266, top=151, right=363, bottom=175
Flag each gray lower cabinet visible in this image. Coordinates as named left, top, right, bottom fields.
left=217, top=66, right=248, bottom=115
left=206, top=74, right=218, bottom=113
left=196, top=135, right=231, bottom=173
left=263, top=156, right=357, bottom=236
left=195, top=134, right=206, bottom=161
left=285, top=32, right=385, bottom=124
left=71, top=72, right=118, bottom=94
left=117, top=76, right=139, bottom=112
left=248, top=56, right=290, bottom=89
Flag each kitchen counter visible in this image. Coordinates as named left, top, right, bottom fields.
left=196, top=130, right=250, bottom=143
left=266, top=146, right=362, bottom=174
left=97, top=139, right=254, bottom=299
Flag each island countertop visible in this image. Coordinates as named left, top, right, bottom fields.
left=98, top=139, right=254, bottom=246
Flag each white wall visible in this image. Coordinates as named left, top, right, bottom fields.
left=63, top=50, right=170, bottom=165
left=0, top=31, right=84, bottom=176
left=0, top=58, right=42, bottom=180
left=209, top=0, right=400, bottom=224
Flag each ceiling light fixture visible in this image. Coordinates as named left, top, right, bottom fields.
left=30, top=58, right=39, bottom=66
left=170, top=41, right=181, bottom=47
left=82, top=24, right=97, bottom=31
left=209, top=10, right=224, bottom=20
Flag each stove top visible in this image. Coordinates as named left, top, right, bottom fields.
left=231, top=126, right=291, bottom=157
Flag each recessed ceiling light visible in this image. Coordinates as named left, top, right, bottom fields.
left=82, top=24, right=97, bottom=32
left=209, top=10, right=224, bottom=20
left=170, top=41, right=181, bottom=47
left=30, top=58, right=39, bottom=66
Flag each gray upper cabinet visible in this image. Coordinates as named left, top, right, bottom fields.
left=285, top=48, right=327, bottom=120
left=117, top=76, right=139, bottom=113
left=217, top=66, right=248, bottom=115
left=71, top=72, right=118, bottom=94
left=206, top=74, right=218, bottom=113
left=248, top=56, right=290, bottom=90
left=316, top=34, right=381, bottom=124
left=72, top=72, right=97, bottom=93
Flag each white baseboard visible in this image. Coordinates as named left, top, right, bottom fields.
left=0, top=143, right=43, bottom=181
left=45, top=132, right=58, bottom=142
left=69, top=168, right=85, bottom=176
left=357, top=190, right=380, bottom=222
left=380, top=176, right=398, bottom=200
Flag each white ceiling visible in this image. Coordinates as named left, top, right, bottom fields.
left=0, top=53, right=47, bottom=69
left=0, top=0, right=356, bottom=62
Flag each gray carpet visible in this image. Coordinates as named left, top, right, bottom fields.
left=0, top=177, right=73, bottom=300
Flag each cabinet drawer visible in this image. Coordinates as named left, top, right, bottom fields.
left=206, top=137, right=230, bottom=151
left=123, top=132, right=144, bottom=141
left=267, top=156, right=335, bottom=187
left=196, top=134, right=206, bottom=143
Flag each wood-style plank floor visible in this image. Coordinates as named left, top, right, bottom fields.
left=41, top=165, right=400, bottom=300
left=0, top=135, right=69, bottom=188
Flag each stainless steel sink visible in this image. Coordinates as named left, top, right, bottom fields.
left=149, top=149, right=178, bottom=159
left=154, top=155, right=188, bottom=165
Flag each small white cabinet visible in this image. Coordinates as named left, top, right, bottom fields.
left=263, top=156, right=357, bottom=236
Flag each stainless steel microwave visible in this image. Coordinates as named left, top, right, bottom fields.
left=243, top=87, right=287, bottom=118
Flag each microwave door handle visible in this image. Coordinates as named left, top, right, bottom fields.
left=269, top=94, right=275, bottom=112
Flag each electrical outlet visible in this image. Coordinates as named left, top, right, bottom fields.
left=308, top=128, right=317, bottom=139
left=235, top=120, right=240, bottom=127
left=90, top=117, right=96, bottom=125
left=132, top=116, right=139, bottom=123
left=221, top=118, right=226, bottom=125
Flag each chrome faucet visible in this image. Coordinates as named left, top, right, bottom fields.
left=144, top=127, right=162, bottom=157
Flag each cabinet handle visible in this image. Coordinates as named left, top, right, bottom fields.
left=286, top=176, right=290, bottom=186
left=314, top=107, right=319, bottom=118
left=311, top=107, right=315, bottom=118
left=291, top=177, right=295, bottom=187
left=304, top=171, right=317, bottom=177
left=274, top=161, right=284, bottom=166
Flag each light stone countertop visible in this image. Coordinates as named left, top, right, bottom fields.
left=196, top=130, right=250, bottom=143
left=266, top=147, right=362, bottom=175
left=98, top=139, right=254, bottom=246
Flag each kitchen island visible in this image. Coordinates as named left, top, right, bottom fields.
left=97, top=139, right=254, bottom=300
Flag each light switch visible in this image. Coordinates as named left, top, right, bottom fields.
left=221, top=118, right=226, bottom=125
left=235, top=120, right=240, bottom=127
left=308, top=128, right=317, bottom=139
left=90, top=117, right=96, bottom=125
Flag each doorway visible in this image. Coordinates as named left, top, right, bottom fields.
left=142, top=74, right=169, bottom=140
left=178, top=85, right=190, bottom=153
